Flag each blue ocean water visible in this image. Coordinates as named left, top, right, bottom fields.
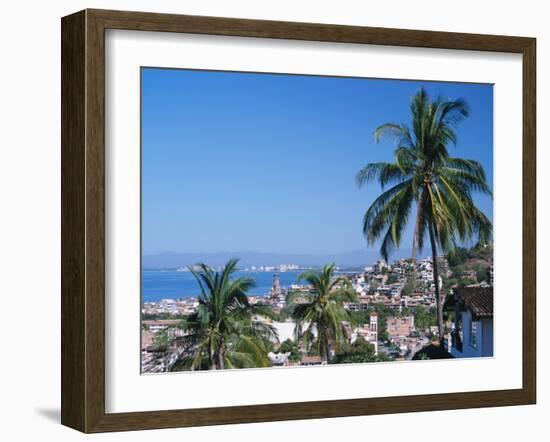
left=142, top=270, right=302, bottom=302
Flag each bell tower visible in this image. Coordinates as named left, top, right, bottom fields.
left=369, top=311, right=378, bottom=355
left=271, top=271, right=281, bottom=298
left=369, top=311, right=378, bottom=333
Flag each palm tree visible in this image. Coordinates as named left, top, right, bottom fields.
left=287, top=264, right=357, bottom=363
left=356, top=88, right=492, bottom=347
left=175, top=258, right=278, bottom=370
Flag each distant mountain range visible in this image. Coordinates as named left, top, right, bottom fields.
left=142, top=249, right=413, bottom=269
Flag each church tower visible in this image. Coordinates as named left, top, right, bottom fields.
left=369, top=311, right=378, bottom=355
left=271, top=271, right=281, bottom=298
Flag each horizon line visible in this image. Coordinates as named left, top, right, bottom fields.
left=142, top=248, right=413, bottom=256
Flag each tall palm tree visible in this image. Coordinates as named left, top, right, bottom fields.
left=175, top=258, right=278, bottom=370
left=356, top=88, right=492, bottom=347
left=287, top=264, right=357, bottom=363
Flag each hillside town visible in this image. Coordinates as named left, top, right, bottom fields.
left=142, top=246, right=494, bottom=373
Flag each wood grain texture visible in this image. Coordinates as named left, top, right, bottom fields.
left=60, top=9, right=537, bottom=433
left=521, top=39, right=536, bottom=403
left=84, top=9, right=107, bottom=432
left=61, top=10, right=86, bottom=432
left=89, top=8, right=532, bottom=53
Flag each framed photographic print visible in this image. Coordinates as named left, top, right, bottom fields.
left=61, top=9, right=536, bottom=433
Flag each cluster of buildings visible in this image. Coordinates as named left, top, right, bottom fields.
left=141, top=256, right=494, bottom=372
left=383, top=315, right=428, bottom=359
left=142, top=298, right=198, bottom=317
left=141, top=319, right=187, bottom=373
left=243, top=263, right=301, bottom=272
left=342, top=257, right=441, bottom=315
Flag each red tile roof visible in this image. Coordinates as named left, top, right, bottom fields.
left=455, top=287, right=493, bottom=319
left=301, top=355, right=323, bottom=364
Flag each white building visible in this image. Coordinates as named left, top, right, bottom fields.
left=268, top=352, right=290, bottom=366
left=369, top=312, right=378, bottom=354
left=351, top=312, right=378, bottom=354
left=450, top=287, right=494, bottom=358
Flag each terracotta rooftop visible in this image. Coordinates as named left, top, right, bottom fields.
left=455, top=287, right=493, bottom=319
left=300, top=355, right=323, bottom=364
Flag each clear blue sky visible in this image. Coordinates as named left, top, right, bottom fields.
left=141, top=68, right=493, bottom=257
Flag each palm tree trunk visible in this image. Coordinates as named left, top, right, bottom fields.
left=411, top=209, right=424, bottom=291
left=217, top=347, right=225, bottom=370
left=412, top=212, right=421, bottom=265
left=320, top=333, right=330, bottom=363
left=428, top=221, right=445, bottom=348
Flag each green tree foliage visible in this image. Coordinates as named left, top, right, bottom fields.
left=458, top=277, right=477, bottom=287
left=442, top=277, right=458, bottom=290
left=278, top=338, right=302, bottom=362
left=414, top=305, right=437, bottom=331
left=401, top=307, right=412, bottom=317
left=476, top=267, right=490, bottom=283
left=356, top=88, right=493, bottom=346
left=349, top=311, right=370, bottom=325
left=279, top=338, right=297, bottom=353
left=263, top=304, right=293, bottom=322
left=401, top=276, right=416, bottom=296
left=331, top=336, right=390, bottom=364
left=446, top=246, right=470, bottom=268
left=287, top=264, right=357, bottom=363
left=174, top=258, right=278, bottom=371
left=152, top=330, right=170, bottom=352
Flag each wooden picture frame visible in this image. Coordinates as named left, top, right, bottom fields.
left=61, top=9, right=536, bottom=433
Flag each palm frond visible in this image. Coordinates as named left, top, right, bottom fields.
left=355, top=162, right=408, bottom=189
left=373, top=123, right=415, bottom=149
left=362, top=180, right=414, bottom=246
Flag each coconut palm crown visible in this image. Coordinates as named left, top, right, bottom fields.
left=356, top=88, right=492, bottom=345
left=175, top=258, right=278, bottom=370
left=287, top=263, right=357, bottom=362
